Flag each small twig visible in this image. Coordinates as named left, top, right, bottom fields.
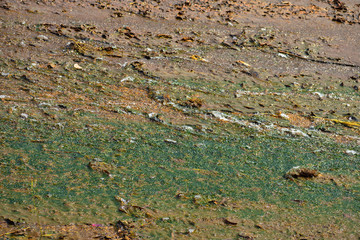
left=0, top=227, right=30, bottom=237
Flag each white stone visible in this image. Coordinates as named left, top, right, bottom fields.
left=345, top=150, right=358, bottom=155
left=120, top=76, right=134, bottom=82
left=36, top=35, right=49, bottom=41
left=278, top=53, right=288, bottom=58
left=74, top=63, right=82, bottom=69
left=20, top=113, right=28, bottom=119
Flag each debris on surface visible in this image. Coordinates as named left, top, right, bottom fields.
left=180, top=97, right=203, bottom=109
left=148, top=113, right=165, bottom=123
left=285, top=167, right=321, bottom=179
left=88, top=159, right=112, bottom=175
left=315, top=117, right=360, bottom=128
left=235, top=60, right=251, bottom=67
left=164, top=139, right=177, bottom=144
left=276, top=111, right=290, bottom=119
left=237, top=233, right=256, bottom=239
left=0, top=0, right=359, bottom=239
left=120, top=76, right=134, bottom=82
left=223, top=218, right=238, bottom=226
left=36, top=35, right=49, bottom=41
left=73, top=63, right=83, bottom=69
left=20, top=113, right=29, bottom=119
left=345, top=150, right=358, bottom=155
left=313, top=92, right=325, bottom=100
left=278, top=53, right=288, bottom=58
left=175, top=193, right=186, bottom=199
left=190, top=55, right=207, bottom=62
left=281, top=128, right=309, bottom=137
left=115, top=220, right=136, bottom=239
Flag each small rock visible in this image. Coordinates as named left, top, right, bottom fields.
left=279, top=112, right=289, bottom=119
left=114, top=196, right=129, bottom=205
left=164, top=139, right=177, bottom=144
left=176, top=193, right=185, bottom=199
left=88, top=160, right=112, bottom=175
left=20, top=113, right=29, bottom=119
left=211, top=111, right=232, bottom=122
left=39, top=102, right=51, bottom=107
left=237, top=233, right=256, bottom=240
left=1, top=72, right=10, bottom=77
left=36, top=35, right=49, bottom=41
left=18, top=41, right=26, bottom=47
left=345, top=150, right=358, bottom=155
left=194, top=195, right=202, bottom=199
left=148, top=113, right=164, bottom=123
left=48, top=63, right=56, bottom=69
left=93, top=158, right=103, bottom=162
left=285, top=166, right=321, bottom=179
left=350, top=116, right=358, bottom=121
left=120, top=76, right=134, bottom=82
left=223, top=218, right=238, bottom=226
left=181, top=97, right=203, bottom=108
left=350, top=74, right=360, bottom=80
left=180, top=125, right=194, bottom=132
left=278, top=53, right=288, bottom=58
left=74, top=63, right=82, bottom=69
left=313, top=92, right=325, bottom=100
left=118, top=205, right=127, bottom=213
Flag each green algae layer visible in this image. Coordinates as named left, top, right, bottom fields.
left=0, top=115, right=359, bottom=239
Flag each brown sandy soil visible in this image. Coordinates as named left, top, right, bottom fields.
left=0, top=0, right=359, bottom=239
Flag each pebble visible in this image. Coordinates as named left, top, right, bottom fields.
left=278, top=53, right=288, bottom=58
left=194, top=195, right=202, bottom=199
left=39, top=102, right=51, bottom=107
left=345, top=150, right=358, bottom=155
left=120, top=76, right=134, bottom=82
left=279, top=112, right=289, bottom=119
left=1, top=72, right=10, bottom=77
left=74, top=63, right=82, bottom=69
left=36, top=35, right=49, bottom=41
left=164, top=139, right=177, bottom=144
left=211, top=111, right=232, bottom=122
left=180, top=125, right=194, bottom=132
left=313, top=92, right=325, bottom=100
left=118, top=197, right=128, bottom=205
left=20, top=113, right=29, bottom=119
left=148, top=113, right=164, bottom=123
left=19, top=41, right=26, bottom=47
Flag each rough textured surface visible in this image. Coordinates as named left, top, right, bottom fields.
left=0, top=0, right=359, bottom=239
